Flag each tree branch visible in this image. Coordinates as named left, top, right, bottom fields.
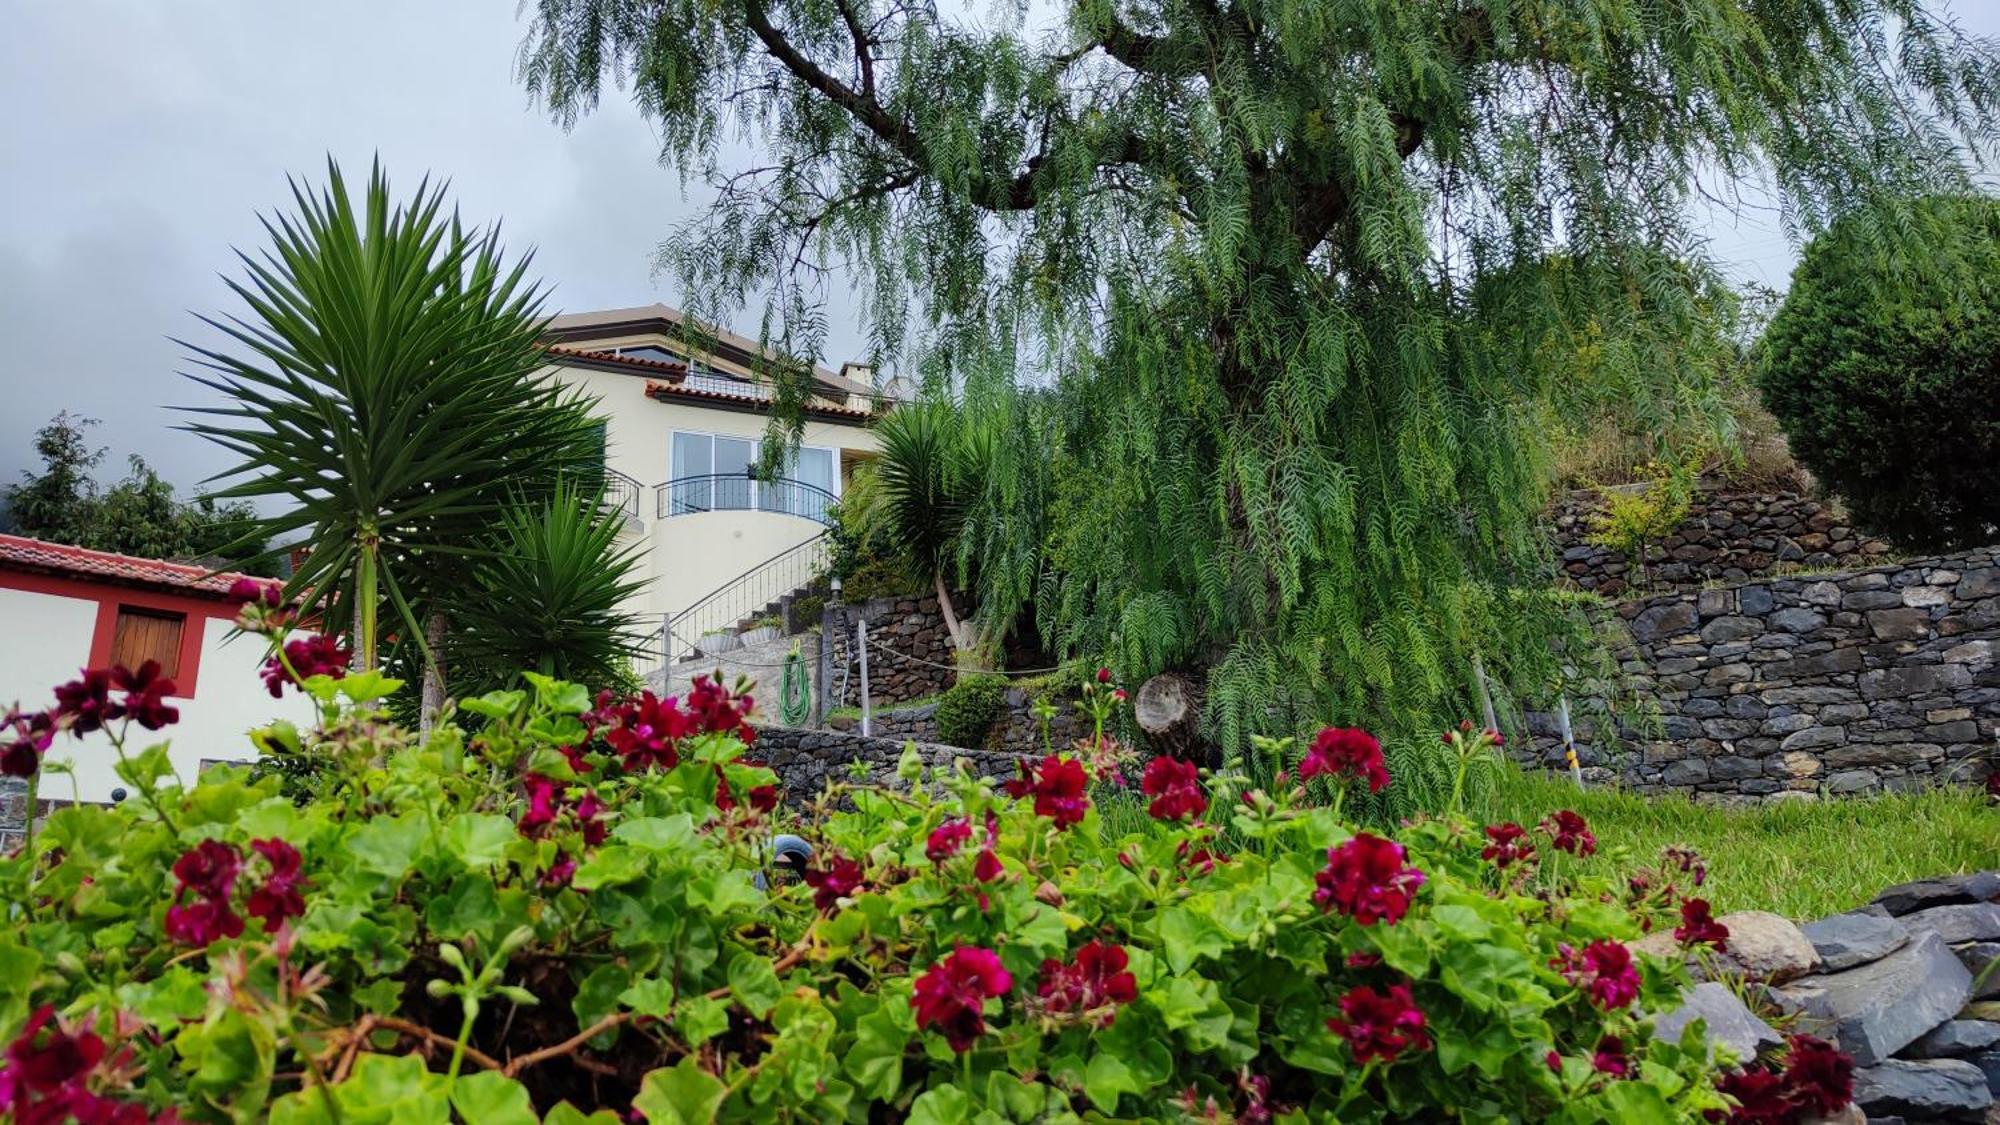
left=834, top=0, right=876, bottom=96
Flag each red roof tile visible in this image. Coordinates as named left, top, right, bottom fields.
left=544, top=344, right=879, bottom=419
left=0, top=534, right=248, bottom=598
left=641, top=379, right=875, bottom=420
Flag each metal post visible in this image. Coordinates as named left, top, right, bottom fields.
left=856, top=616, right=872, bottom=738
left=661, top=612, right=674, bottom=671
left=1471, top=652, right=1500, bottom=733
left=1556, top=693, right=1584, bottom=789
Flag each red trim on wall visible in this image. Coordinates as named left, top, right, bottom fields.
left=0, top=570, right=240, bottom=699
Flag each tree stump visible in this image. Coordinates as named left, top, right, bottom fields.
left=1134, top=672, right=1206, bottom=761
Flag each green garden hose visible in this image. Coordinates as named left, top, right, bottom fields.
left=780, top=643, right=811, bottom=726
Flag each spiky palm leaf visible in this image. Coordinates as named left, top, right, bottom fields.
left=871, top=401, right=969, bottom=588
left=180, top=160, right=603, bottom=668
left=426, top=480, right=650, bottom=692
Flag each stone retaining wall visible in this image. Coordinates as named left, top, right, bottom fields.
left=0, top=777, right=24, bottom=850
left=1549, top=479, right=1895, bottom=596
left=752, top=725, right=1035, bottom=796
left=828, top=687, right=1087, bottom=754
left=1523, top=548, right=2000, bottom=801
left=819, top=594, right=958, bottom=709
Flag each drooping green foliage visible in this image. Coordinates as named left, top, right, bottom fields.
left=1758, top=193, right=2000, bottom=550
left=870, top=400, right=989, bottom=649
left=517, top=0, right=2000, bottom=756
left=182, top=161, right=607, bottom=669
left=4, top=411, right=270, bottom=572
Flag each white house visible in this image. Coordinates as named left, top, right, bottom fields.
left=537, top=305, right=894, bottom=665
left=0, top=535, right=312, bottom=804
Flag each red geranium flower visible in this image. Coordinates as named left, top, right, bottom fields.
left=1313, top=833, right=1426, bottom=926
left=243, top=838, right=307, bottom=933
left=227, top=576, right=283, bottom=608
left=172, top=839, right=241, bottom=901
left=1, top=709, right=55, bottom=779
left=1552, top=940, right=1640, bottom=1010
left=803, top=855, right=865, bottom=913
left=164, top=839, right=247, bottom=947
left=1715, top=1067, right=1792, bottom=1123
left=970, top=811, right=1006, bottom=888
left=1004, top=755, right=1090, bottom=827
left=683, top=675, right=756, bottom=743
left=1480, top=822, right=1536, bottom=868
left=1674, top=898, right=1730, bottom=951
left=1298, top=727, right=1390, bottom=792
left=927, top=817, right=972, bottom=864
left=1140, top=755, right=1207, bottom=821
left=1591, top=1035, right=1630, bottom=1079
left=1326, top=983, right=1431, bottom=1065
left=1662, top=845, right=1707, bottom=886
left=260, top=635, right=352, bottom=698
left=1176, top=840, right=1226, bottom=878
left=911, top=946, right=1013, bottom=1052
left=599, top=691, right=696, bottom=771
left=542, top=852, right=578, bottom=888
left=1780, top=1034, right=1854, bottom=1117
left=1096, top=667, right=1112, bottom=684
left=52, top=668, right=115, bottom=734
left=520, top=774, right=562, bottom=834
left=5, top=1005, right=103, bottom=1093
left=164, top=896, right=244, bottom=947
left=1037, top=941, right=1138, bottom=1026
left=1538, top=810, right=1597, bottom=856
left=108, top=661, right=179, bottom=731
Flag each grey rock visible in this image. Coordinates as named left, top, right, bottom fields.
left=1860, top=664, right=1974, bottom=701
left=1771, top=607, right=1829, bottom=633
left=1713, top=911, right=1822, bottom=985
left=1828, top=769, right=1880, bottom=795
left=1802, top=580, right=1843, bottom=606
left=1703, top=616, right=1764, bottom=643
left=1651, top=981, right=1784, bottom=1062
left=1778, top=932, right=1974, bottom=1065
left=1852, top=1058, right=1992, bottom=1120
left=1902, top=904, right=2000, bottom=946
left=1868, top=608, right=1934, bottom=641
left=1958, top=944, right=2000, bottom=1000
left=1740, top=585, right=1776, bottom=614
left=1906, top=1020, right=2000, bottom=1059
left=1632, top=602, right=1700, bottom=643
left=1957, top=569, right=2000, bottom=599
left=1844, top=590, right=1908, bottom=611
left=1782, top=726, right=1847, bottom=751
left=1873, top=873, right=2000, bottom=917
left=1801, top=913, right=1911, bottom=972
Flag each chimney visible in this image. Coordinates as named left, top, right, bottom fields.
left=839, top=361, right=876, bottom=387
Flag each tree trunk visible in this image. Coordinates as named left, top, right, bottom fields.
left=932, top=570, right=987, bottom=669
left=420, top=611, right=448, bottom=735
left=1134, top=671, right=1207, bottom=762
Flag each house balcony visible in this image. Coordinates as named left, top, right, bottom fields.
left=653, top=473, right=837, bottom=527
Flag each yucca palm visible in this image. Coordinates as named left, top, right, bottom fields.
left=182, top=160, right=603, bottom=675
left=428, top=480, right=650, bottom=691
left=871, top=401, right=981, bottom=654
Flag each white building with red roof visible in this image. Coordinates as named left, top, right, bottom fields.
left=0, top=535, right=311, bottom=803
left=538, top=305, right=899, bottom=665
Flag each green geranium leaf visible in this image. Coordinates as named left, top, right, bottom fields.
left=727, top=950, right=783, bottom=1018
left=443, top=813, right=518, bottom=868
left=449, top=1072, right=538, bottom=1125
left=114, top=742, right=178, bottom=790
left=674, top=995, right=731, bottom=1047
left=1082, top=1052, right=1140, bottom=1114
left=348, top=814, right=429, bottom=878
left=634, top=1057, right=728, bottom=1124
left=614, top=815, right=697, bottom=852
left=572, top=846, right=649, bottom=891
left=907, top=1084, right=971, bottom=1125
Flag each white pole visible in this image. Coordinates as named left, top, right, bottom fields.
left=661, top=612, right=673, bottom=670
left=1556, top=693, right=1584, bottom=789
left=1471, top=653, right=1500, bottom=733
left=857, top=616, right=872, bottom=737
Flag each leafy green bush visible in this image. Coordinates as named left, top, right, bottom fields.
left=1757, top=195, right=2000, bottom=549
left=0, top=642, right=1855, bottom=1121
left=933, top=674, right=1008, bottom=748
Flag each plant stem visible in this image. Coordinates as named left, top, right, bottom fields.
left=355, top=528, right=380, bottom=673
left=446, top=999, right=478, bottom=1084
left=107, top=725, right=177, bottom=833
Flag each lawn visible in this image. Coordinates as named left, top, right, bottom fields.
left=1478, top=767, right=1999, bottom=919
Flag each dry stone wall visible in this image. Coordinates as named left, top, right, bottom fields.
left=1523, top=548, right=2000, bottom=802
left=819, top=594, right=958, bottom=709
left=828, top=687, right=1087, bottom=755
left=1549, top=479, right=1895, bottom=596
left=751, top=725, right=1036, bottom=796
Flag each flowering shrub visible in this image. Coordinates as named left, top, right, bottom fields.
left=0, top=652, right=1853, bottom=1121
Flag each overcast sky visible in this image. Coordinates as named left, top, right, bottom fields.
left=3, top=1, right=1997, bottom=497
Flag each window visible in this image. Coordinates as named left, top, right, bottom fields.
left=668, top=430, right=840, bottom=518
left=110, top=606, right=185, bottom=679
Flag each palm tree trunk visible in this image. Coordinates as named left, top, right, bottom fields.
left=420, top=611, right=448, bottom=734
left=354, top=534, right=380, bottom=672
left=932, top=570, right=982, bottom=667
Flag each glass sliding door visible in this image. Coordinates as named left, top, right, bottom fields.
left=713, top=436, right=756, bottom=510
left=669, top=432, right=712, bottom=514
left=792, top=446, right=835, bottom=521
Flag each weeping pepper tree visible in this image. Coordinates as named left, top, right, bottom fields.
left=518, top=0, right=2000, bottom=775
left=183, top=162, right=614, bottom=713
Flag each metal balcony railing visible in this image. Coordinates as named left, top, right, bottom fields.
left=659, top=532, right=831, bottom=665
left=654, top=473, right=838, bottom=527
left=601, top=468, right=642, bottom=520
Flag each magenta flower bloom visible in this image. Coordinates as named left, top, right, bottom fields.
left=1003, top=755, right=1090, bottom=827
left=1313, top=833, right=1426, bottom=926
left=164, top=839, right=246, bottom=947
left=1591, top=1035, right=1630, bottom=1078
left=1538, top=810, right=1597, bottom=856
left=52, top=668, right=115, bottom=734
left=927, top=817, right=972, bottom=863
left=1139, top=755, right=1207, bottom=821
left=1480, top=822, right=1536, bottom=868
left=1298, top=727, right=1390, bottom=792
left=1, top=709, right=55, bottom=779
left=1037, top=940, right=1137, bottom=1026
left=1674, top=897, right=1730, bottom=951
left=260, top=635, right=352, bottom=698
left=1326, top=983, right=1431, bottom=1064
left=804, top=855, right=865, bottom=914
left=911, top=946, right=1013, bottom=1052
left=109, top=660, right=179, bottom=731
left=244, top=838, right=307, bottom=933
left=1552, top=940, right=1640, bottom=1010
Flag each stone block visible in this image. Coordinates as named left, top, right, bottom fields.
left=1827, top=769, right=1880, bottom=794
left=1631, top=601, right=1700, bottom=643
left=1773, top=751, right=1823, bottom=779
left=1943, top=641, right=1995, bottom=668
left=1801, top=912, right=1910, bottom=972
left=1702, top=616, right=1764, bottom=643
left=1740, top=585, right=1777, bottom=615
left=1903, top=585, right=1952, bottom=609
left=1845, top=590, right=1907, bottom=611
left=1712, top=911, right=1821, bottom=985
left=1762, top=686, right=1859, bottom=706
left=1725, top=695, right=1770, bottom=720
left=1902, top=903, right=2000, bottom=946
left=1824, top=743, right=1937, bottom=769
left=1764, top=713, right=1817, bottom=735
left=1651, top=981, right=1784, bottom=1062
left=1661, top=759, right=1711, bottom=786
left=1770, top=608, right=1829, bottom=633
left=1698, top=588, right=1737, bottom=617
left=1859, top=665, right=1972, bottom=701
left=1869, top=608, right=1934, bottom=641
left=1957, top=569, right=2000, bottom=599
left=1872, top=873, right=2000, bottom=917
left=1778, top=932, right=1974, bottom=1065
left=1957, top=944, right=2000, bottom=1000
left=1705, top=663, right=1754, bottom=686
left=1702, top=719, right=1761, bottom=740
left=1906, top=1020, right=2000, bottom=1059
left=1708, top=755, right=1766, bottom=781
left=1802, top=580, right=1842, bottom=607
left=1780, top=726, right=1846, bottom=751
left=1851, top=1059, right=1992, bottom=1121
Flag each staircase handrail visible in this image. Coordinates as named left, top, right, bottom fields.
left=661, top=530, right=831, bottom=666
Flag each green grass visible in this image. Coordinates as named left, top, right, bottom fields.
left=1479, top=768, right=1998, bottom=919
left=827, top=691, right=949, bottom=721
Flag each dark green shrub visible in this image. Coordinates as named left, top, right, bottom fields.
left=1757, top=195, right=2000, bottom=549
left=934, top=673, right=1009, bottom=747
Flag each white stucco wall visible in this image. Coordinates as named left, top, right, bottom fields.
left=0, top=588, right=313, bottom=804
left=542, top=361, right=879, bottom=661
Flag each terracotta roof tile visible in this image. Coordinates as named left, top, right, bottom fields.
left=0, top=534, right=247, bottom=598
left=640, top=378, right=875, bottom=420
